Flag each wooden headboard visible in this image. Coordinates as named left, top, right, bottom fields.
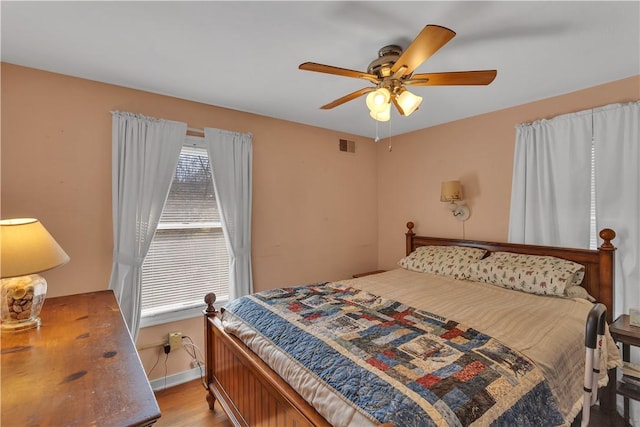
left=404, top=221, right=617, bottom=323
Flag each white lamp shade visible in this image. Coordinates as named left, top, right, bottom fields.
left=365, top=88, right=391, bottom=113
left=396, top=90, right=423, bottom=116
left=1, top=218, right=70, bottom=278
left=440, top=181, right=463, bottom=202
left=369, top=103, right=391, bottom=122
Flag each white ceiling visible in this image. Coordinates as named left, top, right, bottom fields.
left=2, top=1, right=639, bottom=139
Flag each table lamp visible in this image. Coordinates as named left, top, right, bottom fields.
left=0, top=218, right=70, bottom=332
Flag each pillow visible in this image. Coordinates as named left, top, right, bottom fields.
left=398, top=245, right=487, bottom=279
left=565, top=285, right=596, bottom=302
left=570, top=268, right=586, bottom=287
left=487, top=252, right=586, bottom=287
left=463, top=252, right=585, bottom=297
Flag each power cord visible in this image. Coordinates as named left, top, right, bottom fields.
left=146, top=348, right=162, bottom=377
left=147, top=335, right=206, bottom=391
left=162, top=352, right=168, bottom=391
left=147, top=345, right=170, bottom=391
left=182, top=335, right=208, bottom=390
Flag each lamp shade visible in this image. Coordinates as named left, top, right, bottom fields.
left=369, top=103, right=391, bottom=122
left=396, top=90, right=423, bottom=116
left=365, top=88, right=391, bottom=113
left=440, top=181, right=463, bottom=202
left=1, top=218, right=70, bottom=278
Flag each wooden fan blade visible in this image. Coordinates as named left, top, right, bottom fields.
left=299, top=62, right=379, bottom=84
left=320, top=87, right=374, bottom=110
left=390, top=25, right=456, bottom=76
left=407, top=70, right=497, bottom=86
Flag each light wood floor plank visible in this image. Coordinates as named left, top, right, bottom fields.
left=154, top=379, right=233, bottom=427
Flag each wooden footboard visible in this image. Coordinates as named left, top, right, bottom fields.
left=203, top=293, right=331, bottom=427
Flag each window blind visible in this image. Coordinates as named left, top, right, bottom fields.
left=141, top=228, right=229, bottom=314
left=141, top=144, right=229, bottom=318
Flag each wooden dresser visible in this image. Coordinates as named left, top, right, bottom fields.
left=1, top=290, right=160, bottom=426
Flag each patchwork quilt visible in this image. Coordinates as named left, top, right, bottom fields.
left=223, top=282, right=565, bottom=426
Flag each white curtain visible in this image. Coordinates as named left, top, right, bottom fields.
left=510, top=101, right=640, bottom=314
left=594, top=102, right=640, bottom=425
left=509, top=111, right=593, bottom=248
left=509, top=101, right=640, bottom=422
left=594, top=102, right=640, bottom=318
left=109, top=112, right=186, bottom=339
left=204, top=128, right=253, bottom=300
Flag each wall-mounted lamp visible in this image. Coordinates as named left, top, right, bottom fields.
left=0, top=218, right=70, bottom=332
left=440, top=180, right=470, bottom=221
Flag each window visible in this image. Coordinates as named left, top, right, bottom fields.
left=140, top=137, right=229, bottom=327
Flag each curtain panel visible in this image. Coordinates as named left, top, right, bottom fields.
left=508, top=111, right=593, bottom=248
left=509, top=101, right=639, bottom=316
left=204, top=128, right=254, bottom=300
left=109, top=111, right=186, bottom=339
left=508, top=101, right=640, bottom=421
left=593, top=102, right=640, bottom=317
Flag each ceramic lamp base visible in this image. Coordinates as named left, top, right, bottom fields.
left=1, top=317, right=41, bottom=332
left=0, top=274, right=47, bottom=333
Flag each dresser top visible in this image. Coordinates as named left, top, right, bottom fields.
left=1, top=290, right=160, bottom=426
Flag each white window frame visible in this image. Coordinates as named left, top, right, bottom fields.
left=140, top=136, right=229, bottom=328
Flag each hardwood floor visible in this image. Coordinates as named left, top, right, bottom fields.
left=155, top=379, right=624, bottom=426
left=154, top=379, right=232, bottom=427
left=581, top=406, right=626, bottom=427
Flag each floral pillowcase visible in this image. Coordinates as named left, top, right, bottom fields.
left=463, top=252, right=586, bottom=297
left=398, top=245, right=487, bottom=279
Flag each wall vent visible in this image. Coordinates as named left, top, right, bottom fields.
left=339, top=139, right=356, bottom=153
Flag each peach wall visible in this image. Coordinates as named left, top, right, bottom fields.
left=2, top=61, right=638, bottom=381
left=1, top=63, right=378, bottom=380
left=378, top=75, right=640, bottom=269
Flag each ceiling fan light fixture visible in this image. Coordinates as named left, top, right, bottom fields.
left=370, top=103, right=391, bottom=122
left=299, top=25, right=497, bottom=124
left=365, top=88, right=391, bottom=113
left=396, top=90, right=423, bottom=116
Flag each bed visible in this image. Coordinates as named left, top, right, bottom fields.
left=203, top=221, right=620, bottom=426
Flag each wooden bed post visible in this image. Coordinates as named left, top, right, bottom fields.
left=596, top=229, right=617, bottom=416
left=597, top=229, right=616, bottom=324
left=203, top=292, right=218, bottom=411
left=406, top=221, right=415, bottom=256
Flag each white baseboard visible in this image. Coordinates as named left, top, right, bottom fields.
left=149, top=365, right=204, bottom=391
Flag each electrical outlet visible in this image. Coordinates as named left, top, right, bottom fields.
left=191, top=360, right=200, bottom=369
left=168, top=332, right=182, bottom=352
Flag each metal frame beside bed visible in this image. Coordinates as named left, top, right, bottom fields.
left=203, top=221, right=617, bottom=426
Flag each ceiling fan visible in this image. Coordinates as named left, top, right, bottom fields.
left=299, top=25, right=497, bottom=121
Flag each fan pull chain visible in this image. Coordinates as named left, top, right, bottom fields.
left=388, top=118, right=392, bottom=152
left=372, top=114, right=391, bottom=152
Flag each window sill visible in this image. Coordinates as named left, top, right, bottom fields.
left=139, top=299, right=228, bottom=328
